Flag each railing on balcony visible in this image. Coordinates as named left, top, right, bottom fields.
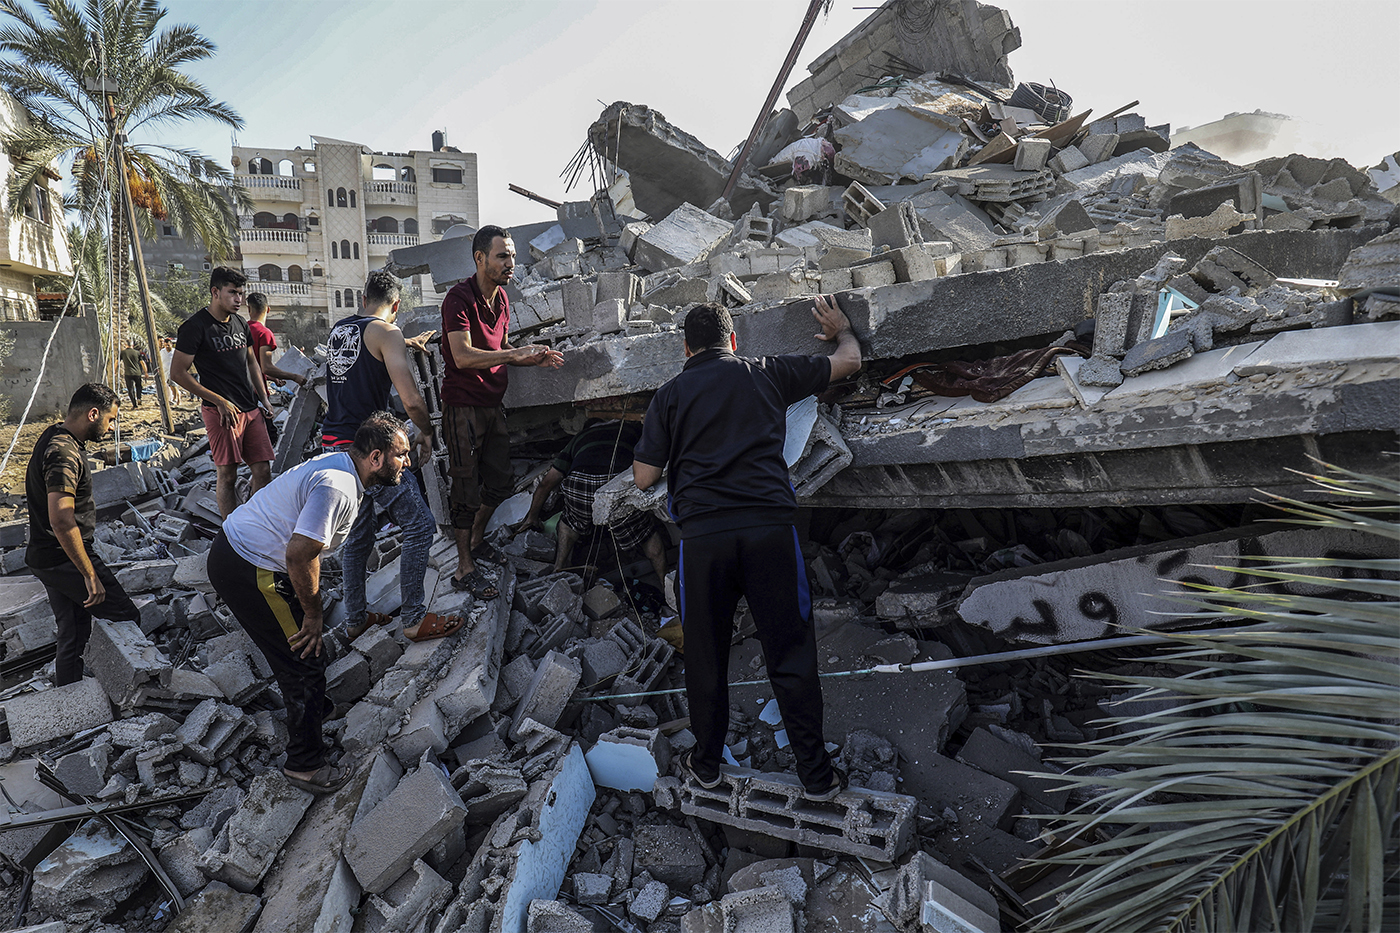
left=243, top=280, right=311, bottom=297
left=240, top=228, right=306, bottom=244
left=240, top=176, right=302, bottom=191
left=366, top=233, right=418, bottom=248
left=369, top=181, right=416, bottom=195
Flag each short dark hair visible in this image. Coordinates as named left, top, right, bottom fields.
left=245, top=292, right=267, bottom=314
left=68, top=382, right=118, bottom=414
left=683, top=303, right=733, bottom=351
left=364, top=269, right=401, bottom=308
left=209, top=266, right=247, bottom=292
left=472, top=224, right=510, bottom=259
left=351, top=410, right=407, bottom=458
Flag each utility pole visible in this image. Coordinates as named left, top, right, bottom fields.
left=85, top=70, right=174, bottom=434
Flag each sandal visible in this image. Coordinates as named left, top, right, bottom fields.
left=347, top=611, right=393, bottom=641
left=471, top=542, right=503, bottom=564
left=283, top=762, right=352, bottom=794
left=451, top=569, right=499, bottom=600
left=405, top=611, right=465, bottom=643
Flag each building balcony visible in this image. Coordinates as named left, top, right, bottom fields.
left=244, top=280, right=312, bottom=298
left=366, top=233, right=418, bottom=251
left=364, top=180, right=416, bottom=205
left=238, top=175, right=304, bottom=202
left=239, top=228, right=307, bottom=255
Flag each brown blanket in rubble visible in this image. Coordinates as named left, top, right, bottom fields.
left=884, top=342, right=1089, bottom=404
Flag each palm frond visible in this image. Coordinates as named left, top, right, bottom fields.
left=1030, top=463, right=1400, bottom=933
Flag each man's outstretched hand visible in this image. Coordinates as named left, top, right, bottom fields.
left=813, top=294, right=853, bottom=342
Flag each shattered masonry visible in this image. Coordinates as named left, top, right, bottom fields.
left=0, top=1, right=1397, bottom=932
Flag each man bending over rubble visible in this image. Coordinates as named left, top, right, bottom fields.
left=440, top=224, right=563, bottom=600
left=25, top=383, right=142, bottom=686
left=322, top=270, right=458, bottom=643
left=207, top=411, right=412, bottom=793
left=172, top=266, right=275, bottom=519
left=633, top=297, right=862, bottom=801
left=521, top=416, right=668, bottom=582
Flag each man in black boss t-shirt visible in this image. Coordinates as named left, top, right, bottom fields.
left=172, top=266, right=274, bottom=519
left=633, top=298, right=861, bottom=802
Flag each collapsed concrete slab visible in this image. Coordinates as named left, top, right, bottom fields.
left=4, top=678, right=113, bottom=748
left=32, top=823, right=147, bottom=922
left=199, top=772, right=314, bottom=893
left=345, top=757, right=468, bottom=895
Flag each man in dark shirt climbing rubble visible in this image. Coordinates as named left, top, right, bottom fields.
left=440, top=224, right=563, bottom=601
left=521, top=417, right=667, bottom=581
left=633, top=296, right=862, bottom=801
left=24, top=383, right=142, bottom=686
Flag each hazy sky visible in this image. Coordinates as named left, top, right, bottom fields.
left=131, top=0, right=1398, bottom=229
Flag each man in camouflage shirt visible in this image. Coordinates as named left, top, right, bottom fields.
left=25, top=383, right=141, bottom=685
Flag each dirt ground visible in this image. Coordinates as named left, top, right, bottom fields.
left=0, top=389, right=205, bottom=520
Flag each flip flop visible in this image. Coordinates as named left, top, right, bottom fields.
left=405, top=611, right=465, bottom=643
left=347, top=611, right=393, bottom=641
left=451, top=569, right=499, bottom=600
left=283, top=762, right=352, bottom=794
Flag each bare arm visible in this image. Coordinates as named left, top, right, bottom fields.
left=446, top=330, right=564, bottom=370
left=632, top=461, right=663, bottom=491
left=812, top=295, right=862, bottom=383
left=47, top=492, right=103, bottom=607
left=246, top=347, right=271, bottom=407
left=285, top=533, right=326, bottom=659
left=372, top=324, right=435, bottom=461
left=523, top=467, right=565, bottom=528
left=257, top=345, right=306, bottom=387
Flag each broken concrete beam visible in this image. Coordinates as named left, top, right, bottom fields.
left=959, top=524, right=1390, bottom=644
left=4, top=678, right=112, bottom=748
left=678, top=765, right=916, bottom=861
left=83, top=618, right=171, bottom=708
left=1337, top=229, right=1400, bottom=293
left=345, top=757, right=468, bottom=894
left=32, top=823, right=147, bottom=922
left=834, top=105, right=967, bottom=185
left=198, top=772, right=314, bottom=892
left=163, top=881, right=262, bottom=933
left=510, top=650, right=581, bottom=739
left=113, top=557, right=176, bottom=592
left=632, top=202, right=733, bottom=274
left=272, top=381, right=324, bottom=474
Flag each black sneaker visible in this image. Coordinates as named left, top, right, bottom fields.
left=804, top=766, right=848, bottom=802
left=679, top=750, right=723, bottom=790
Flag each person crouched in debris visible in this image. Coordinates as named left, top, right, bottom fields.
left=321, top=270, right=458, bottom=643
left=207, top=411, right=412, bottom=793
left=633, top=297, right=862, bottom=801
left=520, top=417, right=668, bottom=582
left=25, top=383, right=142, bottom=686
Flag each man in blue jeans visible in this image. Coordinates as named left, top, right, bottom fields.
left=633, top=297, right=862, bottom=801
left=321, top=270, right=458, bottom=642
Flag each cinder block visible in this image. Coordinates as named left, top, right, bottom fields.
left=888, top=245, right=939, bottom=283
left=585, top=725, right=670, bottom=792
left=634, top=822, right=705, bottom=887
left=84, top=618, right=171, bottom=708
left=205, top=651, right=263, bottom=704
left=4, top=678, right=112, bottom=748
left=198, top=773, right=314, bottom=892
left=679, top=765, right=916, bottom=861
left=359, top=858, right=452, bottom=933
left=326, top=651, right=372, bottom=705
left=175, top=698, right=256, bottom=765
left=1014, top=138, right=1052, bottom=172
left=591, top=299, right=627, bottom=334
left=114, top=558, right=177, bottom=593
left=720, top=886, right=795, bottom=933
left=344, top=759, right=468, bottom=894
left=782, top=185, right=832, bottom=224
left=354, top=624, right=403, bottom=681
left=630, top=879, right=671, bottom=924
left=510, top=650, right=581, bottom=739
left=1048, top=145, right=1090, bottom=174
left=1079, top=133, right=1119, bottom=164
left=852, top=261, right=896, bottom=289
left=865, top=201, right=922, bottom=249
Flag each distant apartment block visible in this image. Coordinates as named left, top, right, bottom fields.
left=232, top=133, right=478, bottom=329
left=0, top=91, right=73, bottom=321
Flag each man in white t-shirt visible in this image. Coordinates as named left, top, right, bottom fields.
left=158, top=337, right=181, bottom=403
left=207, top=410, right=410, bottom=793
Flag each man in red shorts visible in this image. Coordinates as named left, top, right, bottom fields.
left=172, top=266, right=275, bottom=518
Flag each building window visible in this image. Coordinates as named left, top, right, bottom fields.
left=288, top=265, right=303, bottom=283
left=352, top=242, right=360, bottom=259
left=253, top=157, right=272, bottom=175
left=33, top=187, right=52, bottom=225
left=312, top=266, right=323, bottom=277
left=349, top=190, right=356, bottom=208
left=281, top=212, right=298, bottom=228
left=303, top=160, right=316, bottom=173
left=259, top=263, right=282, bottom=282
left=404, top=217, right=418, bottom=236
left=344, top=288, right=355, bottom=308
left=356, top=290, right=362, bottom=308
left=374, top=216, right=398, bottom=233
left=278, top=158, right=293, bottom=177
left=202, top=261, right=212, bottom=271
left=162, top=224, right=175, bottom=236
left=337, top=187, right=347, bottom=207
left=306, top=213, right=319, bottom=227
left=331, top=241, right=338, bottom=259
left=335, top=291, right=342, bottom=308
left=372, top=163, right=395, bottom=181
left=253, top=211, right=276, bottom=228
left=432, top=215, right=466, bottom=235
left=327, top=188, right=334, bottom=208
left=340, top=239, right=351, bottom=259
left=432, top=167, right=463, bottom=184
left=401, top=166, right=416, bottom=183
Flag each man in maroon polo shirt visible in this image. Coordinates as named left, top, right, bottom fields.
left=441, top=225, right=563, bottom=598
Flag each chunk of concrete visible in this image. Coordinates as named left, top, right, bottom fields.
left=1337, top=229, right=1400, bottom=292
left=386, top=235, right=474, bottom=292
left=720, top=886, right=795, bottom=933
left=4, top=678, right=112, bottom=748
left=345, top=759, right=468, bottom=894
left=163, top=880, right=262, bottom=933
left=198, top=772, right=314, bottom=893
left=32, top=823, right=147, bottom=921
left=510, top=650, right=581, bottom=739
left=359, top=858, right=452, bottom=933
left=83, top=617, right=171, bottom=708
left=528, top=898, right=594, bottom=932
left=632, top=202, right=733, bottom=273
left=635, top=823, right=706, bottom=888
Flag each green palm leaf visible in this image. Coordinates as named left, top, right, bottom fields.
left=1030, top=463, right=1400, bottom=933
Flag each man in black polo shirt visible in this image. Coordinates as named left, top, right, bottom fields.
left=25, top=383, right=142, bottom=685
left=633, top=297, right=861, bottom=800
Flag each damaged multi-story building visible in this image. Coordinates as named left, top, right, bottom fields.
left=0, top=2, right=1395, bottom=932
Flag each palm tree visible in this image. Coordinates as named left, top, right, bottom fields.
left=1030, top=462, right=1399, bottom=933
left=0, top=0, right=248, bottom=372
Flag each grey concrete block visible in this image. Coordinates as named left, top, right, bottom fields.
left=360, top=858, right=452, bottom=933
left=84, top=618, right=171, bottom=708
left=510, top=650, right=581, bottom=739
left=32, top=823, right=147, bottom=921
left=4, top=678, right=112, bottom=748
left=635, top=823, right=706, bottom=887
left=163, top=880, right=262, bottom=933
left=573, top=871, right=613, bottom=904
left=108, top=711, right=177, bottom=747
left=205, top=651, right=263, bottom=705
left=528, top=899, right=594, bottom=933
left=327, top=651, right=372, bottom=705
left=866, top=201, right=922, bottom=250
left=156, top=827, right=214, bottom=898
left=1048, top=145, right=1090, bottom=174
left=90, top=464, right=145, bottom=510
left=1119, top=329, right=1195, bottom=376
left=176, top=698, right=256, bottom=766
left=386, top=236, right=475, bottom=292
left=720, top=886, right=795, bottom=933
left=114, top=558, right=177, bottom=593
left=633, top=203, right=732, bottom=273
left=345, top=759, right=467, bottom=894
left=1014, top=138, right=1052, bottom=172
left=198, top=773, right=314, bottom=893
left=354, top=624, right=403, bottom=681
left=53, top=741, right=110, bottom=797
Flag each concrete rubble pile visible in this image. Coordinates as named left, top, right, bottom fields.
left=0, top=2, right=1397, bottom=932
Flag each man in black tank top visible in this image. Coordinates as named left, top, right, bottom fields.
left=321, top=272, right=456, bottom=642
